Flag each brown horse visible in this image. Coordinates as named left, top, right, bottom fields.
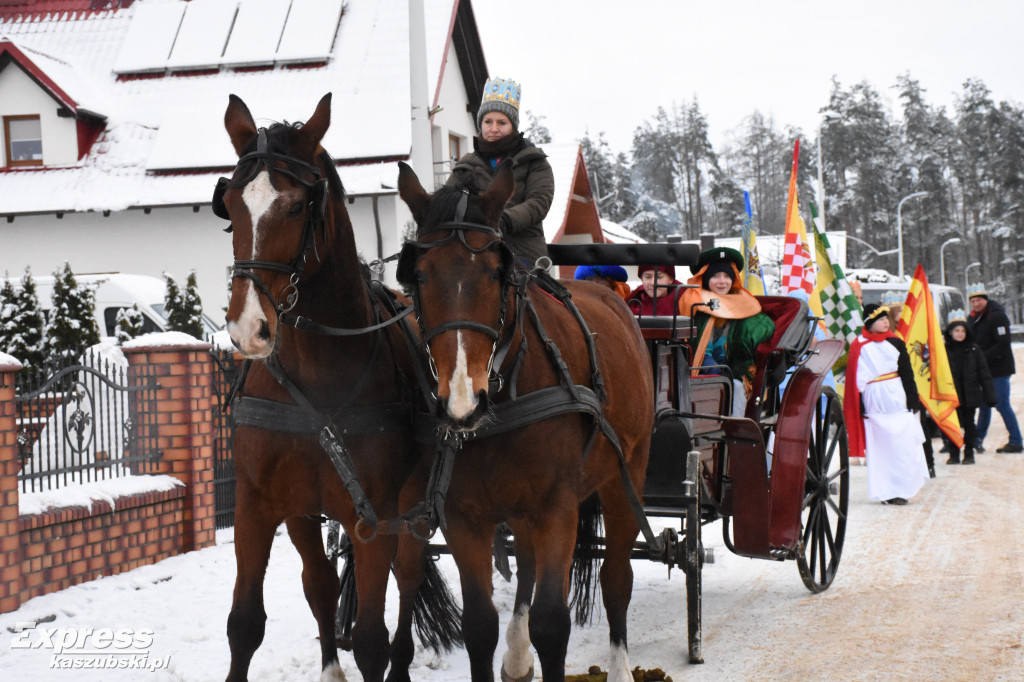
left=396, top=162, right=655, bottom=682
left=218, top=94, right=456, bottom=682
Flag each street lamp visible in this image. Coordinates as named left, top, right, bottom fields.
left=845, top=234, right=899, bottom=259
left=816, top=111, right=842, bottom=232
left=896, top=191, right=928, bottom=279
left=940, top=237, right=962, bottom=286
left=965, top=261, right=981, bottom=294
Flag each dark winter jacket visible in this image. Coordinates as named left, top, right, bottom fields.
left=968, top=298, right=1015, bottom=377
left=944, top=325, right=997, bottom=408
left=446, top=135, right=554, bottom=267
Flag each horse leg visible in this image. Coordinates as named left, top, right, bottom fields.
left=526, top=505, right=577, bottom=682
left=596, top=480, right=641, bottom=682
left=284, top=516, right=346, bottom=681
left=386, top=532, right=426, bottom=682
left=500, top=525, right=536, bottom=682
left=350, top=532, right=399, bottom=682
left=447, top=518, right=501, bottom=682
left=226, top=501, right=278, bottom=682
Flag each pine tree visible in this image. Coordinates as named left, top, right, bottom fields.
left=12, top=269, right=47, bottom=368
left=163, top=273, right=192, bottom=334
left=115, top=303, right=145, bottom=344
left=44, top=262, right=100, bottom=361
left=521, top=110, right=552, bottom=144
left=178, top=271, right=205, bottom=339
left=0, top=277, right=18, bottom=355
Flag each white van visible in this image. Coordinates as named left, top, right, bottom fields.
left=5, top=273, right=222, bottom=340
left=849, top=270, right=967, bottom=328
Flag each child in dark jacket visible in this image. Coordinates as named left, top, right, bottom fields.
left=944, top=311, right=997, bottom=465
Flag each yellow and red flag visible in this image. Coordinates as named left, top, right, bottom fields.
left=780, top=140, right=815, bottom=294
left=896, top=264, right=962, bottom=447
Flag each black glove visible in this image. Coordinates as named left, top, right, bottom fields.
left=499, top=212, right=512, bottom=234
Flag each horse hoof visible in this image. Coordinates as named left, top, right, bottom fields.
left=320, top=661, right=348, bottom=682
left=500, top=664, right=534, bottom=682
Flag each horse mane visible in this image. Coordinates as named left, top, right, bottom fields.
left=237, top=120, right=346, bottom=200
left=420, top=182, right=487, bottom=236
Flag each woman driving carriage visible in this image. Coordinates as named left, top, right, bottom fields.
left=677, top=247, right=775, bottom=416
left=445, top=77, right=554, bottom=270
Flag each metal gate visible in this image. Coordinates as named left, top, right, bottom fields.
left=15, top=350, right=161, bottom=493
left=210, top=349, right=240, bottom=529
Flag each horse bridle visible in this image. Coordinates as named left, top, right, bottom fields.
left=212, top=127, right=328, bottom=314
left=397, top=190, right=517, bottom=383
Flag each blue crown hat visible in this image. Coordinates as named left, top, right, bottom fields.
left=880, top=290, right=905, bottom=306
left=947, top=308, right=968, bottom=325
left=477, top=77, right=521, bottom=131
left=966, top=282, right=987, bottom=300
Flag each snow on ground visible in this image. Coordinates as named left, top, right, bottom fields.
left=2, top=348, right=1024, bottom=680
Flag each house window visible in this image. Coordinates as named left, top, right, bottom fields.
left=4, top=115, right=43, bottom=166
left=448, top=133, right=461, bottom=163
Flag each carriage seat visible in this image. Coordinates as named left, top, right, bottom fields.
left=751, top=296, right=814, bottom=387
left=636, top=315, right=692, bottom=341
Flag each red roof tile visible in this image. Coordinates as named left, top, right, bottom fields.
left=0, top=0, right=135, bottom=21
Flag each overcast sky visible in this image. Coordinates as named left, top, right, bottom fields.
left=472, top=0, right=1024, bottom=153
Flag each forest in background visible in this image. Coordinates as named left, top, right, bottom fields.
left=526, top=75, right=1023, bottom=321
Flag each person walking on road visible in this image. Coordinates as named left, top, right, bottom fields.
left=844, top=304, right=930, bottom=505
left=966, top=283, right=1022, bottom=453
left=943, top=309, right=997, bottom=465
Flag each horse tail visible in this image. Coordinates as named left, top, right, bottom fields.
left=413, top=551, right=464, bottom=652
left=569, top=492, right=603, bottom=626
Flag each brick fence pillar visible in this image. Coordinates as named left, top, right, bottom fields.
left=123, top=338, right=216, bottom=552
left=0, top=355, right=24, bottom=613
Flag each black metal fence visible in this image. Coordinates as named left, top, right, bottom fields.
left=15, top=349, right=161, bottom=494
left=210, top=349, right=240, bottom=529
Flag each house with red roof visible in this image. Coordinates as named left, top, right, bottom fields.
left=0, top=0, right=610, bottom=313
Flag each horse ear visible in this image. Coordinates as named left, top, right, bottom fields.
left=479, top=160, right=514, bottom=224
left=297, top=93, right=332, bottom=155
left=224, top=94, right=258, bottom=157
left=397, top=161, right=431, bottom=222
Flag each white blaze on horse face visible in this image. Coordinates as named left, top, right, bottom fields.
left=501, top=604, right=534, bottom=681
left=229, top=171, right=279, bottom=353
left=446, top=331, right=478, bottom=419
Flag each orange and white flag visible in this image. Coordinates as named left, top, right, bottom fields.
left=780, top=140, right=814, bottom=294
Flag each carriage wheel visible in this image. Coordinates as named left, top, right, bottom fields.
left=683, top=449, right=704, bottom=664
left=797, top=386, right=849, bottom=593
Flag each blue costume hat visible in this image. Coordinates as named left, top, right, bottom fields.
left=477, top=77, right=521, bottom=131
left=574, top=265, right=628, bottom=282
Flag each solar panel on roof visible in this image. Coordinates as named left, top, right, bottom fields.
left=275, top=0, right=343, bottom=64
left=112, top=1, right=186, bottom=74
left=166, top=0, right=239, bottom=71
left=220, top=0, right=290, bottom=67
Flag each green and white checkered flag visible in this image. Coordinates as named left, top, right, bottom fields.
left=809, top=203, right=862, bottom=349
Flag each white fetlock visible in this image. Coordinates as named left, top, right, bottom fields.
left=320, top=661, right=348, bottom=682
left=501, top=605, right=534, bottom=682
left=606, top=642, right=631, bottom=682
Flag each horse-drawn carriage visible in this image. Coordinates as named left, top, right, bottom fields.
left=215, top=94, right=849, bottom=682
left=544, top=242, right=850, bottom=665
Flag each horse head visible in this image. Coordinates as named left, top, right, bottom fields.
left=217, top=93, right=341, bottom=358
left=397, top=161, right=515, bottom=430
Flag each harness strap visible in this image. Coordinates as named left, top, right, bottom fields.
left=523, top=294, right=582, bottom=403
left=233, top=396, right=412, bottom=435
left=280, top=305, right=413, bottom=336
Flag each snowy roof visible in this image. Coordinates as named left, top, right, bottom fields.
left=541, top=143, right=580, bottom=242
left=601, top=218, right=646, bottom=244
left=0, top=0, right=476, bottom=214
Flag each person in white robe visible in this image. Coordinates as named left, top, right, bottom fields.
left=843, top=304, right=929, bottom=504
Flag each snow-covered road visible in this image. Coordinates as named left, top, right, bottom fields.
left=2, top=352, right=1024, bottom=681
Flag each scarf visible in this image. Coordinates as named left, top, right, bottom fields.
left=474, top=133, right=524, bottom=167
left=843, top=329, right=896, bottom=458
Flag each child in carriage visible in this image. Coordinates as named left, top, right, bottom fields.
left=626, top=264, right=682, bottom=315
left=844, top=303, right=930, bottom=505
left=943, top=309, right=997, bottom=465
left=677, top=247, right=775, bottom=416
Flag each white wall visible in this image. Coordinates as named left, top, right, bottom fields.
left=429, top=40, right=477, bottom=187
left=0, top=65, right=79, bottom=166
